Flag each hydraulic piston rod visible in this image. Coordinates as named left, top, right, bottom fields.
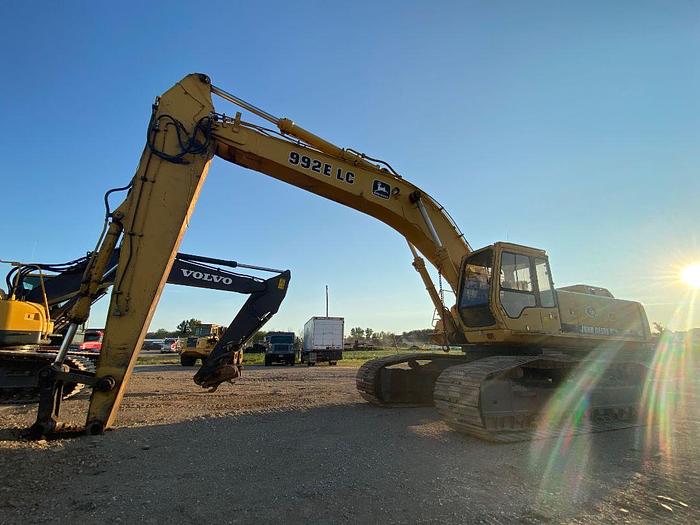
left=410, top=192, right=443, bottom=248
left=211, top=84, right=381, bottom=173
left=211, top=84, right=279, bottom=124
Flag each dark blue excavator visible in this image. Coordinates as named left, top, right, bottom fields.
left=0, top=251, right=290, bottom=405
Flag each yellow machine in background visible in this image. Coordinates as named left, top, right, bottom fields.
left=15, top=74, right=652, bottom=442
left=0, top=299, right=54, bottom=346
left=0, top=262, right=99, bottom=404
left=179, top=325, right=225, bottom=366
left=0, top=264, right=53, bottom=346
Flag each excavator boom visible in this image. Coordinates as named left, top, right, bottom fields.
left=210, top=109, right=471, bottom=291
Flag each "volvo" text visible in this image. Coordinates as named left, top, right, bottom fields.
left=180, top=269, right=233, bottom=285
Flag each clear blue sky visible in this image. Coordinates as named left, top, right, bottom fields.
left=1, top=1, right=698, bottom=334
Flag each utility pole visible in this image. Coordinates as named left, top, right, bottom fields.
left=325, top=285, right=329, bottom=317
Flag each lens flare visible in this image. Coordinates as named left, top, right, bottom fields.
left=527, top=344, right=628, bottom=505
left=681, top=263, right=700, bottom=289
left=524, top=244, right=699, bottom=511
left=637, top=288, right=697, bottom=468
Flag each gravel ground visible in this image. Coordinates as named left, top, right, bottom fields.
left=1, top=364, right=699, bottom=524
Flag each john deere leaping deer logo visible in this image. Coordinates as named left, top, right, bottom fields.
left=372, top=180, right=391, bottom=200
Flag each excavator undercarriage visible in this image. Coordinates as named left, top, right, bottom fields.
left=357, top=349, right=648, bottom=442
left=0, top=350, right=95, bottom=404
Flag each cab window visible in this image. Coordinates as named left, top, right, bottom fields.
left=535, top=257, right=555, bottom=308
left=499, top=252, right=536, bottom=318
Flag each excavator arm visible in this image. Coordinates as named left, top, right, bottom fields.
left=169, top=253, right=291, bottom=389
left=31, top=73, right=471, bottom=435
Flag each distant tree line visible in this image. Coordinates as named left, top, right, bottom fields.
left=346, top=327, right=435, bottom=347
left=146, top=318, right=202, bottom=339
left=146, top=318, right=269, bottom=342
left=147, top=319, right=436, bottom=348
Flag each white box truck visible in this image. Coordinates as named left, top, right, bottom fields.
left=302, top=316, right=344, bottom=366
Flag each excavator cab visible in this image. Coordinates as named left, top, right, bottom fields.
left=457, top=242, right=561, bottom=340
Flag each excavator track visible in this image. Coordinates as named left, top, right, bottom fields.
left=434, top=354, right=646, bottom=443
left=0, top=350, right=97, bottom=405
left=356, top=352, right=473, bottom=406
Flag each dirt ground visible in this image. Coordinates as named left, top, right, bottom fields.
left=1, top=364, right=699, bottom=524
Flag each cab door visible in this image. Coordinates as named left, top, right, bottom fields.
left=496, top=251, right=544, bottom=333
left=495, top=250, right=562, bottom=335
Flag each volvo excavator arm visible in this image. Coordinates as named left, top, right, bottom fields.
left=11, top=251, right=289, bottom=341
left=30, top=73, right=471, bottom=436
left=4, top=249, right=289, bottom=421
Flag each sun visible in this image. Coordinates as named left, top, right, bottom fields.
left=680, top=263, right=700, bottom=288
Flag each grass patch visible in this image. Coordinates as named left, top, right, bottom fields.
left=136, top=348, right=454, bottom=367
left=339, top=349, right=408, bottom=365
left=242, top=353, right=265, bottom=366
left=136, top=353, right=180, bottom=365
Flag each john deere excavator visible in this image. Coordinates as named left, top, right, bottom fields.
left=0, top=250, right=290, bottom=404
left=5, top=74, right=651, bottom=441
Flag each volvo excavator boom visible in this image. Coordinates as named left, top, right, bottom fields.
left=24, top=74, right=651, bottom=442
left=1, top=250, right=290, bottom=407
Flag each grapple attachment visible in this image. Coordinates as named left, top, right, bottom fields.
left=193, top=350, right=243, bottom=392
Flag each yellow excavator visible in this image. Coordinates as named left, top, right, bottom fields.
left=4, top=74, right=651, bottom=441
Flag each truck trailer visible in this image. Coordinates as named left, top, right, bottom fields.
left=302, top=317, right=344, bottom=366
